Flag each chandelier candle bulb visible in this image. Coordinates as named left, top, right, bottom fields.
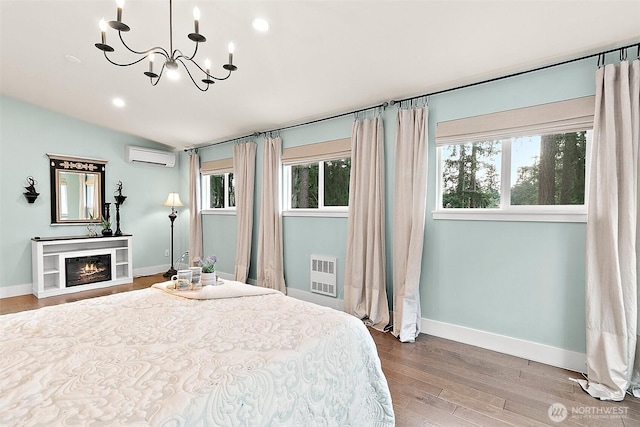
left=228, top=42, right=235, bottom=65
left=148, top=54, right=154, bottom=73
left=100, top=19, right=107, bottom=44
left=204, top=59, right=211, bottom=75
left=193, top=7, right=200, bottom=34
left=116, top=0, right=124, bottom=22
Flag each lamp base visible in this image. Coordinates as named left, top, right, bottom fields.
left=163, top=267, right=177, bottom=278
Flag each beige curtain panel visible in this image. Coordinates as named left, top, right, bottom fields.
left=344, top=116, right=389, bottom=332
left=233, top=142, right=257, bottom=283
left=435, top=96, right=595, bottom=146
left=393, top=106, right=428, bottom=342
left=188, top=152, right=203, bottom=265
left=576, top=59, right=640, bottom=401
left=257, top=137, right=286, bottom=293
left=200, top=158, right=233, bottom=175
left=281, top=137, right=351, bottom=165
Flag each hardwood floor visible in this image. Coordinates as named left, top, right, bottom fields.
left=370, top=330, right=640, bottom=426
left=2, top=276, right=639, bottom=426
left=0, top=273, right=164, bottom=315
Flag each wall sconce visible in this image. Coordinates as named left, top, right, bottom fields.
left=24, top=176, right=39, bottom=203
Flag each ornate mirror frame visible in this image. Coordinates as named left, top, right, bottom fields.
left=47, top=153, right=107, bottom=225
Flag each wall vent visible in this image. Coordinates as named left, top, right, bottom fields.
left=310, top=255, right=337, bottom=297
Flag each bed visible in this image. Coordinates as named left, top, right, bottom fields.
left=0, top=280, right=394, bottom=426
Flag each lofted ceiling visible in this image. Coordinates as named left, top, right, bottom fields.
left=1, top=0, right=639, bottom=150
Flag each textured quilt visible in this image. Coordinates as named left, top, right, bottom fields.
left=0, top=283, right=394, bottom=426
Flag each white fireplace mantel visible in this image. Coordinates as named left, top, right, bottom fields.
left=31, top=235, right=132, bottom=298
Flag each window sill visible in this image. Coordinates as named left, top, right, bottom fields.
left=201, top=209, right=236, bottom=216
left=283, top=209, right=348, bottom=218
left=432, top=209, right=586, bottom=223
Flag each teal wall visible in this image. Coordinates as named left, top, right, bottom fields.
left=198, top=56, right=597, bottom=354
left=1, top=51, right=599, bottom=353
left=0, top=96, right=187, bottom=289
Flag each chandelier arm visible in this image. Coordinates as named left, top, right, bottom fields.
left=118, top=31, right=170, bottom=58
left=103, top=51, right=149, bottom=67
left=174, top=41, right=198, bottom=62
left=150, top=64, right=166, bottom=87
left=177, top=55, right=207, bottom=76
left=174, top=49, right=232, bottom=81
left=176, top=58, right=209, bottom=92
left=207, top=68, right=233, bottom=81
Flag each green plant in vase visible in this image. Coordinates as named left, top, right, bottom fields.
left=101, top=218, right=113, bottom=236
left=194, top=255, right=218, bottom=285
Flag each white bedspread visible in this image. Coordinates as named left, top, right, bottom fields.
left=0, top=283, right=394, bottom=426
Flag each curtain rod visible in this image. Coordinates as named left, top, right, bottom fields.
left=392, top=40, right=640, bottom=105
left=188, top=41, right=640, bottom=152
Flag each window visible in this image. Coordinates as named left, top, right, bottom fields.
left=435, top=96, right=594, bottom=222
left=202, top=172, right=235, bottom=209
left=286, top=158, right=351, bottom=210
left=200, top=158, right=235, bottom=212
left=282, top=138, right=351, bottom=216
left=282, top=138, right=351, bottom=215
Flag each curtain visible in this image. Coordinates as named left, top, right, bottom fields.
left=577, top=59, right=640, bottom=401
left=188, top=152, right=203, bottom=265
left=257, top=136, right=286, bottom=293
left=233, top=142, right=257, bottom=283
left=392, top=106, right=428, bottom=342
left=344, top=116, right=389, bottom=332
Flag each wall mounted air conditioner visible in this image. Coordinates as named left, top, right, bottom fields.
left=125, top=145, right=176, bottom=167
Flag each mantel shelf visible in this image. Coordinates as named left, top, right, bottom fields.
left=32, top=234, right=132, bottom=242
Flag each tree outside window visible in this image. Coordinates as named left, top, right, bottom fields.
left=288, top=158, right=350, bottom=210
left=440, top=131, right=588, bottom=210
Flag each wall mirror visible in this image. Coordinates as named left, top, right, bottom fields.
left=48, top=154, right=107, bottom=224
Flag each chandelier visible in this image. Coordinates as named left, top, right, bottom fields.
left=95, top=0, right=237, bottom=91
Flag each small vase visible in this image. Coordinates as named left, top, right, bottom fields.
left=201, top=272, right=217, bottom=286
left=102, top=228, right=113, bottom=237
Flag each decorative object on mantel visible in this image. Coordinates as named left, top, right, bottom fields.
left=194, top=255, right=218, bottom=286
left=86, top=224, right=99, bottom=237
left=163, top=192, right=184, bottom=278
left=102, top=203, right=113, bottom=236
left=114, top=180, right=127, bottom=236
left=95, top=0, right=238, bottom=92
left=114, top=181, right=127, bottom=205
left=23, top=176, right=40, bottom=203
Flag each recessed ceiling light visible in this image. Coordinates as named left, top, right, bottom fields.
left=252, top=18, right=270, bottom=32
left=112, top=98, right=125, bottom=108
left=64, top=54, right=81, bottom=64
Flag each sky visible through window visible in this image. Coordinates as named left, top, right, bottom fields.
left=511, top=136, right=541, bottom=184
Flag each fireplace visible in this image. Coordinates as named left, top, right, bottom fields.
left=65, top=254, right=111, bottom=287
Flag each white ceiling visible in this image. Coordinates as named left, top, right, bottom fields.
left=1, top=1, right=639, bottom=150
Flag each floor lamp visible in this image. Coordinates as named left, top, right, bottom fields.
left=163, top=192, right=184, bottom=278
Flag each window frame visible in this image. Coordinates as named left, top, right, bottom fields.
left=201, top=171, right=236, bottom=215
left=283, top=159, right=350, bottom=218
left=434, top=130, right=592, bottom=223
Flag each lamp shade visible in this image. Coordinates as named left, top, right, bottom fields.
left=163, top=192, right=184, bottom=207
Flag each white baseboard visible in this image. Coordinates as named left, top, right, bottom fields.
left=1, top=268, right=229, bottom=299
left=133, top=265, right=169, bottom=277
left=244, top=278, right=344, bottom=311
left=285, top=288, right=344, bottom=311
left=216, top=271, right=234, bottom=281
left=421, top=318, right=586, bottom=373
left=0, top=283, right=32, bottom=298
